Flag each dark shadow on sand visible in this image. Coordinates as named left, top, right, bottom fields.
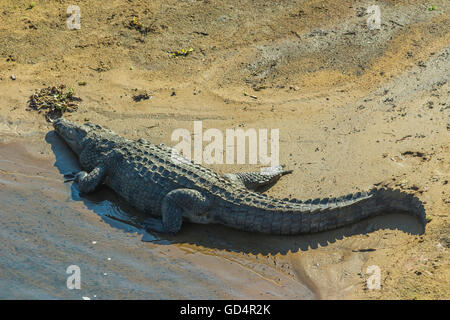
left=46, top=130, right=426, bottom=255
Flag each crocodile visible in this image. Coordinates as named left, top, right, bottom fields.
left=53, top=118, right=426, bottom=234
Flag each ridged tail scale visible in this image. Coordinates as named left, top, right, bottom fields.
left=223, top=187, right=426, bottom=235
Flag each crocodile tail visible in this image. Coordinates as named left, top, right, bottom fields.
left=220, top=187, right=426, bottom=235
left=285, top=187, right=427, bottom=235
left=370, top=187, right=426, bottom=225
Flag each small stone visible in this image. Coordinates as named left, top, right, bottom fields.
left=132, top=92, right=152, bottom=102
left=11, top=74, right=16, bottom=80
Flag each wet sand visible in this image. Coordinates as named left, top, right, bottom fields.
left=0, top=136, right=429, bottom=299
left=0, top=140, right=316, bottom=299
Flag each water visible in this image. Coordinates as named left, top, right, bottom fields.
left=0, top=133, right=315, bottom=299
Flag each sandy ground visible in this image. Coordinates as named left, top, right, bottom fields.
left=0, top=0, right=449, bottom=299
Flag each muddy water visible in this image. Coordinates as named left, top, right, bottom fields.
left=0, top=132, right=315, bottom=299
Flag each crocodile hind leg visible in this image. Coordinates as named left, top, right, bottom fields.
left=74, top=165, right=107, bottom=193
left=145, top=189, right=211, bottom=234
left=223, top=165, right=293, bottom=192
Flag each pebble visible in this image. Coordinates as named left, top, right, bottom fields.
left=11, top=74, right=16, bottom=80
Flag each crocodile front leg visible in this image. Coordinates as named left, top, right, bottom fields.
left=75, top=165, right=107, bottom=193
left=223, top=165, right=293, bottom=191
left=145, top=189, right=212, bottom=234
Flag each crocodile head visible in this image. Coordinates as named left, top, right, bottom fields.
left=53, top=118, right=91, bottom=155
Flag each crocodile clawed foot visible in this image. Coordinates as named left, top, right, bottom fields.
left=63, top=171, right=77, bottom=182
left=278, top=164, right=293, bottom=176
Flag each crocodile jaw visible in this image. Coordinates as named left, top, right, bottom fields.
left=53, top=118, right=88, bottom=155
